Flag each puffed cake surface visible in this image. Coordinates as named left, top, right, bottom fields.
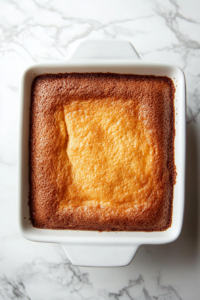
left=30, top=73, right=175, bottom=231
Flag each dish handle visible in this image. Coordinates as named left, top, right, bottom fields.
left=61, top=243, right=139, bottom=267
left=69, top=40, right=140, bottom=60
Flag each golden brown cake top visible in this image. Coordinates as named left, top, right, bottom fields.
left=30, top=73, right=175, bottom=231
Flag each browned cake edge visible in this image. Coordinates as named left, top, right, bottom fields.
left=29, top=73, right=176, bottom=231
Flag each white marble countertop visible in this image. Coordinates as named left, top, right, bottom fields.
left=0, top=0, right=200, bottom=299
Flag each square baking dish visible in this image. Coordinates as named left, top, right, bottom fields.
left=18, top=40, right=186, bottom=267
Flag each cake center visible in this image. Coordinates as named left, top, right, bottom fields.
left=59, top=99, right=155, bottom=208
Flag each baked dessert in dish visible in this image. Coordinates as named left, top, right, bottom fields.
left=30, top=73, right=176, bottom=231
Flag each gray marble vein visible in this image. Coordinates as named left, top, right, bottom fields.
left=0, top=258, right=183, bottom=300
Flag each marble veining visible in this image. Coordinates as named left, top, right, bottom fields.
left=0, top=256, right=182, bottom=300
left=0, top=0, right=200, bottom=299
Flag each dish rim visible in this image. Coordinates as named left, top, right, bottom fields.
left=18, top=59, right=186, bottom=246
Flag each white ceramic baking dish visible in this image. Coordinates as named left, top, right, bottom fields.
left=18, top=40, right=186, bottom=267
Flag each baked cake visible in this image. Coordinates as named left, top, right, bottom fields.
left=30, top=73, right=176, bottom=231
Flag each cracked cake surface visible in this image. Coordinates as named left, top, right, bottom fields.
left=30, top=73, right=175, bottom=231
